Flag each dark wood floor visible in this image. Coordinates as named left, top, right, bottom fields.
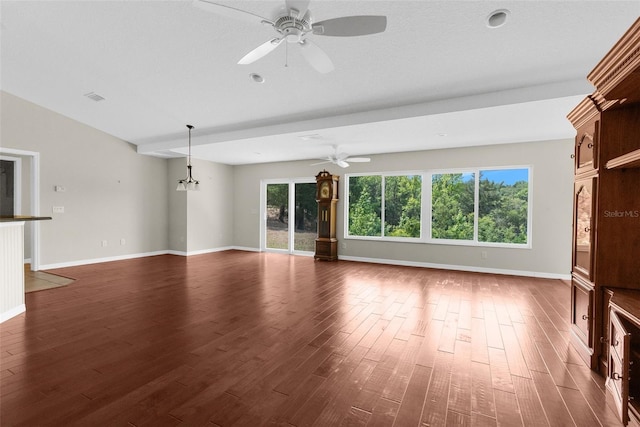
left=0, top=251, right=622, bottom=426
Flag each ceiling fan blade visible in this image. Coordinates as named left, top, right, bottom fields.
left=193, top=0, right=274, bottom=25
left=285, top=0, right=310, bottom=19
left=336, top=160, right=350, bottom=168
left=344, top=157, right=371, bottom=163
left=312, top=16, right=387, bottom=37
left=238, top=38, right=283, bottom=64
left=299, top=39, right=334, bottom=73
left=310, top=159, right=332, bottom=166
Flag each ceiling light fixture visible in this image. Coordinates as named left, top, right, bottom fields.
left=250, top=73, right=265, bottom=83
left=176, top=124, right=199, bottom=191
left=487, top=9, right=509, bottom=28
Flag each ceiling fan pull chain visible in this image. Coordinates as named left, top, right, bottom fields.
left=285, top=40, right=289, bottom=68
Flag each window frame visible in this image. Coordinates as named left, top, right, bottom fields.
left=344, top=172, right=424, bottom=242
left=344, top=166, right=532, bottom=249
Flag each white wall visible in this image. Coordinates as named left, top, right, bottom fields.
left=234, top=139, right=575, bottom=277
left=1, top=91, right=170, bottom=267
left=168, top=157, right=235, bottom=254
left=168, top=158, right=188, bottom=253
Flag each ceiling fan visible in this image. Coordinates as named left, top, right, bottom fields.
left=311, top=146, right=371, bottom=168
left=193, top=0, right=387, bottom=73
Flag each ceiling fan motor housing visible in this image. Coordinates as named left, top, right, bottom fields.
left=275, top=14, right=312, bottom=42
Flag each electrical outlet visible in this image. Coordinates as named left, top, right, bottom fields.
left=341, top=242, right=347, bottom=249
left=101, top=240, right=108, bottom=247
left=481, top=251, right=488, bottom=259
left=52, top=206, right=64, bottom=213
left=120, top=238, right=126, bottom=246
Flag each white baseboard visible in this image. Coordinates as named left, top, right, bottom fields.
left=1, top=304, right=26, bottom=323
left=37, top=247, right=570, bottom=280
left=337, top=255, right=571, bottom=280
left=39, top=250, right=170, bottom=270
left=39, top=247, right=256, bottom=269
left=230, top=246, right=261, bottom=252
left=166, top=250, right=187, bottom=256
left=168, top=246, right=239, bottom=257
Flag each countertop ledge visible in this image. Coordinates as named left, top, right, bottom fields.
left=0, top=216, right=52, bottom=222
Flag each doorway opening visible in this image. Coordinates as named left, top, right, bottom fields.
left=0, top=149, right=42, bottom=270
left=0, top=157, right=21, bottom=216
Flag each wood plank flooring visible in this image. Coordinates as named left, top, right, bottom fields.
left=0, top=251, right=622, bottom=426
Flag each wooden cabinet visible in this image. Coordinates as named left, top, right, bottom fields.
left=314, top=170, right=339, bottom=261
left=608, top=311, right=632, bottom=425
left=567, top=18, right=640, bottom=409
left=606, top=290, right=640, bottom=427
left=571, top=275, right=595, bottom=359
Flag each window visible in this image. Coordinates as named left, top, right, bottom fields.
left=430, top=167, right=530, bottom=245
left=478, top=169, right=529, bottom=244
left=384, top=175, right=422, bottom=238
left=347, top=174, right=422, bottom=239
left=348, top=175, right=382, bottom=237
left=345, top=167, right=530, bottom=247
left=431, top=172, right=475, bottom=240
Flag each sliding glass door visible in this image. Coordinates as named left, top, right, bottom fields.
left=265, top=183, right=289, bottom=250
left=293, top=182, right=316, bottom=252
left=263, top=180, right=316, bottom=254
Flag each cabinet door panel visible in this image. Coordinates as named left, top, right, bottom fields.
left=571, top=278, right=593, bottom=348
left=607, top=311, right=631, bottom=424
left=575, top=120, right=599, bottom=173
left=573, top=177, right=597, bottom=280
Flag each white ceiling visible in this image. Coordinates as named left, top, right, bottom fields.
left=1, top=1, right=639, bottom=165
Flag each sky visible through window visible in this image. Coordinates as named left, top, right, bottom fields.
left=481, top=169, right=528, bottom=185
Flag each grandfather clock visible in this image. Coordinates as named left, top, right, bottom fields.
left=315, top=170, right=339, bottom=261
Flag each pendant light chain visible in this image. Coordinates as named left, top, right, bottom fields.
left=187, top=124, right=193, bottom=167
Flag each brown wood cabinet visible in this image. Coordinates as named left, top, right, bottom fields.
left=567, top=18, right=640, bottom=426
left=606, top=290, right=640, bottom=427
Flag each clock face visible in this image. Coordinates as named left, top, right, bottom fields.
left=320, top=181, right=330, bottom=198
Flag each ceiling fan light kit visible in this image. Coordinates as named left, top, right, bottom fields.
left=195, top=0, right=387, bottom=73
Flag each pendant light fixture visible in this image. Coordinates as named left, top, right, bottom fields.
left=176, top=124, right=199, bottom=191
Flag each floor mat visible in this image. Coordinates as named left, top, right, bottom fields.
left=24, top=267, right=75, bottom=293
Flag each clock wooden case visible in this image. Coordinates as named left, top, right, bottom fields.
left=315, top=170, right=339, bottom=261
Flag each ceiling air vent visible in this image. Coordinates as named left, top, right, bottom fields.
left=84, top=92, right=105, bottom=102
